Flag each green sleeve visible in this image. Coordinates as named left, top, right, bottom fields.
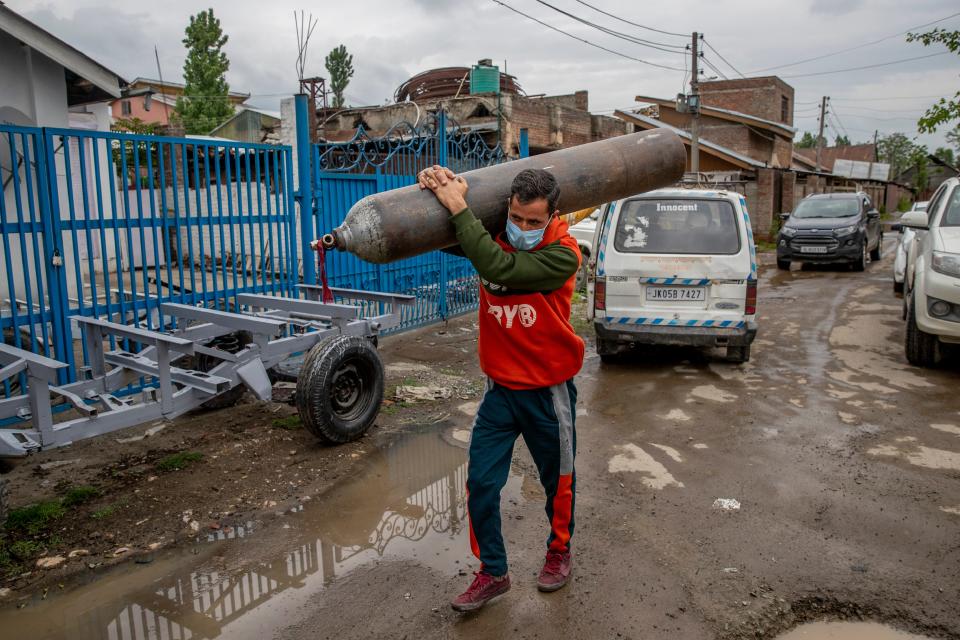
left=450, top=207, right=579, bottom=291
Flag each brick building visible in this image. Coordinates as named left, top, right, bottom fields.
left=315, top=62, right=629, bottom=157
left=699, top=76, right=795, bottom=128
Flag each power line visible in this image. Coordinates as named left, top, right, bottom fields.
left=782, top=52, right=949, bottom=78
left=572, top=0, right=687, bottom=37
left=700, top=56, right=729, bottom=81
left=488, top=0, right=685, bottom=71
left=751, top=10, right=960, bottom=73
left=830, top=94, right=946, bottom=102
left=531, top=0, right=687, bottom=53
left=701, top=38, right=745, bottom=79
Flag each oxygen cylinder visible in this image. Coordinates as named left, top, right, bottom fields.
left=318, top=129, right=686, bottom=264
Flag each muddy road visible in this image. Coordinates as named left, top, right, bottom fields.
left=2, top=250, right=959, bottom=640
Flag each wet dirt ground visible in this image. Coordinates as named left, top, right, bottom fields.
left=1, top=249, right=959, bottom=640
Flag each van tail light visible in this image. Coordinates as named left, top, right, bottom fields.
left=594, top=277, right=606, bottom=312
left=745, top=279, right=757, bottom=316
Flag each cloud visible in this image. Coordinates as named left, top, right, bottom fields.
left=809, top=0, right=864, bottom=15
left=6, top=0, right=956, bottom=150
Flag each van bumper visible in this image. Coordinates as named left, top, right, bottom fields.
left=595, top=321, right=757, bottom=348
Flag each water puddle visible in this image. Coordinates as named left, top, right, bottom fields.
left=0, top=426, right=519, bottom=639
left=776, top=621, right=933, bottom=639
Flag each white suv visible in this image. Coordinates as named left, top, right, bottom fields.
left=901, top=177, right=960, bottom=366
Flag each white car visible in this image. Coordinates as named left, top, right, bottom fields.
left=567, top=208, right=599, bottom=290
left=586, top=189, right=757, bottom=363
left=901, top=179, right=960, bottom=366
left=893, top=201, right=928, bottom=293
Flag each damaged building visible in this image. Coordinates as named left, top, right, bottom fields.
left=311, top=60, right=630, bottom=156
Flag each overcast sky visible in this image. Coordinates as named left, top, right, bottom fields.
left=10, top=0, right=959, bottom=150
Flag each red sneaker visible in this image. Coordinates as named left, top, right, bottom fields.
left=537, top=550, right=572, bottom=592
left=451, top=571, right=511, bottom=612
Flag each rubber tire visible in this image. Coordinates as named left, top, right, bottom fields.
left=597, top=339, right=619, bottom=364
left=296, top=335, right=384, bottom=444
left=575, top=253, right=589, bottom=291
left=893, top=280, right=904, bottom=294
left=196, top=331, right=252, bottom=410
left=851, top=241, right=867, bottom=272
left=905, top=298, right=939, bottom=367
left=870, top=234, right=882, bottom=261
left=776, top=259, right=791, bottom=270
left=726, top=345, right=751, bottom=363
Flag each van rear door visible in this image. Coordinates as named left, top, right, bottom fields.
left=601, top=196, right=751, bottom=327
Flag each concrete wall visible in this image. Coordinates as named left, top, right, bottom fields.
left=0, top=31, right=69, bottom=127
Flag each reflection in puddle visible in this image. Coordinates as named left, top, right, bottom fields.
left=2, top=428, right=484, bottom=639
left=776, top=621, right=932, bottom=640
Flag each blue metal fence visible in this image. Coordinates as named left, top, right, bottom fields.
left=1, top=124, right=296, bottom=385
left=1, top=103, right=513, bottom=393
left=310, top=110, right=507, bottom=330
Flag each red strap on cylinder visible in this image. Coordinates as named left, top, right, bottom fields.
left=315, top=243, right=334, bottom=303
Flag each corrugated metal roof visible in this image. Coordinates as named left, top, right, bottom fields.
left=633, top=95, right=796, bottom=137
left=615, top=111, right=766, bottom=169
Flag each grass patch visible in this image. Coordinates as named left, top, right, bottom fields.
left=156, top=451, right=203, bottom=472
left=91, top=504, right=119, bottom=520
left=61, top=485, right=100, bottom=507
left=755, top=239, right=778, bottom=252
left=571, top=290, right=585, bottom=304
left=272, top=415, right=302, bottom=430
left=5, top=501, right=66, bottom=536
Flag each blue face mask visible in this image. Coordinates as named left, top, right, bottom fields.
left=506, top=218, right=547, bottom=251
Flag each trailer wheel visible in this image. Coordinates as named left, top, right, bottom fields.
left=296, top=336, right=384, bottom=444
left=196, top=331, right=252, bottom=410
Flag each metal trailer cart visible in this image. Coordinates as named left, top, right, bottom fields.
left=0, top=286, right=415, bottom=466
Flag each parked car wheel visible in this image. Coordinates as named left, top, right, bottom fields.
left=776, top=259, right=790, bottom=270
left=296, top=335, right=384, bottom=444
left=575, top=249, right=590, bottom=291
left=597, top=338, right=619, bottom=364
left=726, top=345, right=751, bottom=363
left=870, top=233, right=882, bottom=261
left=905, top=297, right=939, bottom=367
left=851, top=241, right=867, bottom=272
left=893, top=280, right=904, bottom=294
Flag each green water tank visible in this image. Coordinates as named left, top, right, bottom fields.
left=470, top=59, right=500, bottom=95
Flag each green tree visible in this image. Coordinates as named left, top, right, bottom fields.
left=325, top=45, right=354, bottom=109
left=878, top=132, right=917, bottom=178
left=796, top=131, right=818, bottom=148
left=174, top=9, right=234, bottom=134
left=908, top=145, right=930, bottom=192
left=834, top=134, right=851, bottom=146
left=947, top=125, right=960, bottom=159
left=906, top=28, right=959, bottom=133
left=934, top=146, right=955, bottom=166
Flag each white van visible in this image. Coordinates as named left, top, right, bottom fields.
left=586, top=188, right=758, bottom=363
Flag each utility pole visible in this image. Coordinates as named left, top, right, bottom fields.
left=690, top=32, right=700, bottom=175
left=815, top=96, right=829, bottom=172
left=868, top=129, right=878, bottom=179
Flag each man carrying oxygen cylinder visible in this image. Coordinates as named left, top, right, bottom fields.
left=418, top=165, right=585, bottom=612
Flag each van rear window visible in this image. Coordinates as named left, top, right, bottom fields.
left=613, top=199, right=741, bottom=255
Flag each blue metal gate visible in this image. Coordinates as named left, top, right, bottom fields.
left=2, top=104, right=514, bottom=395
left=1, top=124, right=297, bottom=385
left=309, top=110, right=507, bottom=331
